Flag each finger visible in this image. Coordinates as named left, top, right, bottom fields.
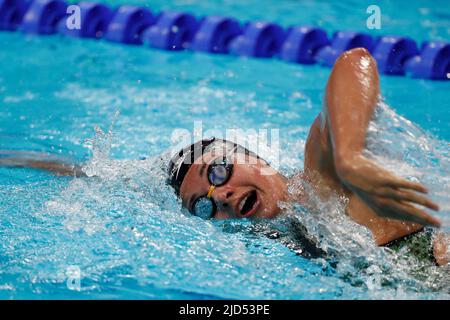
left=386, top=189, right=439, bottom=211
left=384, top=199, right=441, bottom=227
left=387, top=177, right=428, bottom=194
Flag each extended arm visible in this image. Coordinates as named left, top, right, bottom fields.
left=325, top=48, right=379, bottom=167
left=0, top=151, right=85, bottom=177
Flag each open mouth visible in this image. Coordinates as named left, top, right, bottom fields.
left=238, top=190, right=258, bottom=217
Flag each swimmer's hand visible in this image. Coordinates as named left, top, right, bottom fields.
left=336, top=154, right=441, bottom=227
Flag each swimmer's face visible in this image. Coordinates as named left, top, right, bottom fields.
left=179, top=150, right=288, bottom=220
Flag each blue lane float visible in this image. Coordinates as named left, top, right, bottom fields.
left=372, top=36, right=419, bottom=75
left=0, top=0, right=30, bottom=31
left=0, top=0, right=448, bottom=80
left=104, top=6, right=154, bottom=44
left=315, top=31, right=374, bottom=67
left=280, top=26, right=329, bottom=64
left=58, top=2, right=113, bottom=38
left=405, top=42, right=450, bottom=80
left=142, top=11, right=197, bottom=50
left=228, top=22, right=285, bottom=58
left=190, top=16, right=242, bottom=54
left=20, top=0, right=66, bottom=34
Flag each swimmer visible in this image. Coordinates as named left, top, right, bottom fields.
left=1, top=48, right=448, bottom=265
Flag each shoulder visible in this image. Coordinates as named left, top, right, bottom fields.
left=304, top=114, right=336, bottom=184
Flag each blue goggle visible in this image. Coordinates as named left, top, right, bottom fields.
left=190, top=158, right=233, bottom=219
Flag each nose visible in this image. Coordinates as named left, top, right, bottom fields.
left=212, top=186, right=235, bottom=216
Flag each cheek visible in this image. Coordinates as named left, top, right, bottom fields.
left=214, top=211, right=233, bottom=220
left=256, top=196, right=281, bottom=218
left=251, top=169, right=274, bottom=191
left=257, top=177, right=285, bottom=213
left=262, top=192, right=284, bottom=218
left=236, top=163, right=267, bottom=183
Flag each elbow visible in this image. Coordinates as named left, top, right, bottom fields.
left=337, top=47, right=373, bottom=63
left=329, top=47, right=380, bottom=99
left=333, top=47, right=378, bottom=74
left=346, top=47, right=371, bottom=57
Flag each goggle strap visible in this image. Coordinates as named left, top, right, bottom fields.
left=207, top=185, right=215, bottom=198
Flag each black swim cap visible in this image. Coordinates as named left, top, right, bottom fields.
left=167, top=137, right=259, bottom=196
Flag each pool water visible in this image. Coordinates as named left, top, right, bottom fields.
left=0, top=0, right=449, bottom=299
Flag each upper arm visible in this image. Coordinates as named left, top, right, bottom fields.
left=324, top=48, right=380, bottom=162
left=303, top=113, right=342, bottom=193
left=304, top=48, right=379, bottom=188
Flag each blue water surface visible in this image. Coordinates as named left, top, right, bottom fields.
left=0, top=0, right=449, bottom=299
